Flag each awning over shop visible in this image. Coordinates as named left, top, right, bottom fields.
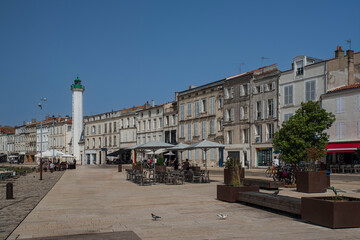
left=107, top=149, right=128, bottom=157
left=326, top=142, right=360, bottom=153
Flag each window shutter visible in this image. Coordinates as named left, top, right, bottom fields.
left=273, top=98, right=276, bottom=117
left=260, top=85, right=264, bottom=93
left=247, top=83, right=250, bottom=95
left=230, top=108, right=234, bottom=121
left=240, top=107, right=243, bottom=120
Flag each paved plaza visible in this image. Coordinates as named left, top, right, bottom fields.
left=5, top=166, right=360, bottom=240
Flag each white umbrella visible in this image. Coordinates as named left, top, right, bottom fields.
left=35, top=150, right=65, bottom=158
left=168, top=143, right=190, bottom=161
left=187, top=139, right=226, bottom=171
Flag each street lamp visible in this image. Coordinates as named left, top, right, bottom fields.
left=38, top=97, right=47, bottom=180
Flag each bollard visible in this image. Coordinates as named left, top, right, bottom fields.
left=118, top=164, right=122, bottom=172
left=6, top=182, right=13, bottom=199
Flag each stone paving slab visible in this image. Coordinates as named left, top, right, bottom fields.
left=7, top=166, right=360, bottom=240
left=0, top=170, right=64, bottom=240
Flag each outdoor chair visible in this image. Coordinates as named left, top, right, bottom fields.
left=141, top=171, right=152, bottom=185
left=165, top=171, right=176, bottom=184
left=202, top=170, right=210, bottom=183
left=330, top=164, right=339, bottom=173
left=344, top=164, right=353, bottom=173
left=190, top=170, right=202, bottom=183
left=339, top=165, right=346, bottom=173
left=353, top=164, right=360, bottom=173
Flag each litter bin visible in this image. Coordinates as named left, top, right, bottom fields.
left=118, top=164, right=122, bottom=172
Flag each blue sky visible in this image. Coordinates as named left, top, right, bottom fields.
left=1, top=0, right=359, bottom=126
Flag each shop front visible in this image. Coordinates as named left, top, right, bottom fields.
left=326, top=142, right=360, bottom=166
left=256, top=148, right=272, bottom=167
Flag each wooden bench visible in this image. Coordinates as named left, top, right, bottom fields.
left=237, top=192, right=301, bottom=215
left=242, top=178, right=284, bottom=190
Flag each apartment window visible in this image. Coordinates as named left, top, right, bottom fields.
left=224, top=88, right=229, bottom=99
left=113, top=122, right=117, bottom=132
left=158, top=133, right=162, bottom=141
left=86, top=139, right=89, bottom=148
left=109, top=123, right=112, bottom=133
left=104, top=123, right=107, bottom=133
left=256, top=125, right=262, bottom=143
left=256, top=101, right=262, bottom=119
left=230, top=87, right=234, bottom=98
left=225, top=109, right=230, bottom=121
left=284, top=113, right=293, bottom=122
left=227, top=131, right=233, bottom=144
left=267, top=123, right=274, bottom=140
left=180, top=104, right=185, bottom=120
left=148, top=120, right=151, bottom=130
left=98, top=137, right=101, bottom=148
left=240, top=85, right=245, bottom=96
left=86, top=126, right=89, bottom=135
left=268, top=99, right=274, bottom=118
left=210, top=149, right=215, bottom=161
left=172, top=115, right=176, bottom=125
left=271, top=82, right=275, bottom=91
left=243, top=129, right=249, bottom=143
left=219, top=97, right=224, bottom=108
left=97, top=125, right=101, bottom=134
left=187, top=103, right=192, bottom=116
left=165, top=116, right=169, bottom=126
left=305, top=80, right=316, bottom=102
left=284, top=85, right=293, bottom=105
left=240, top=106, right=244, bottom=120
left=67, top=125, right=71, bottom=132
left=244, top=106, right=248, bottom=119
left=296, top=60, right=304, bottom=76
left=336, top=122, right=345, bottom=139
left=246, top=83, right=250, bottom=95
left=188, top=150, right=192, bottom=160
left=187, top=123, right=191, bottom=141
left=92, top=138, right=95, bottom=148
left=109, top=136, right=112, bottom=146
left=201, top=99, right=207, bottom=113
left=195, top=101, right=200, bottom=118
left=219, top=119, right=224, bottom=130
left=113, top=136, right=116, bottom=146
left=153, top=134, right=156, bottom=141
left=159, top=118, right=163, bottom=128
left=180, top=124, right=184, bottom=138
left=195, top=149, right=199, bottom=160
left=210, top=119, right=215, bottom=134
left=153, top=119, right=157, bottom=129
left=259, top=85, right=264, bottom=93
left=202, top=121, right=206, bottom=139
left=336, top=97, right=344, bottom=113
left=143, top=121, right=146, bottom=131
left=194, top=122, right=199, bottom=136
left=209, top=97, right=215, bottom=115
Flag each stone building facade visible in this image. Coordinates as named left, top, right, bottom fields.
left=84, top=110, right=121, bottom=165
left=177, top=80, right=225, bottom=167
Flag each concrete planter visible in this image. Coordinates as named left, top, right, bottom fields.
left=301, top=196, right=360, bottom=228
left=224, top=168, right=245, bottom=185
left=217, top=185, right=259, bottom=203
left=295, top=171, right=329, bottom=193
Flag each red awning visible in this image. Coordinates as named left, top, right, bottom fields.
left=326, top=142, right=360, bottom=153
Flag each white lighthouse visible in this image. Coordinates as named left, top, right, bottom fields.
left=71, top=76, right=85, bottom=164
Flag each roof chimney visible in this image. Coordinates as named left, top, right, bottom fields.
left=347, top=49, right=355, bottom=85
left=335, top=46, right=344, bottom=58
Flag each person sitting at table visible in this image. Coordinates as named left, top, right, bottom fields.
left=183, top=159, right=190, bottom=170
left=173, top=158, right=179, bottom=170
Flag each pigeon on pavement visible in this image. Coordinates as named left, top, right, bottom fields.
left=151, top=213, right=161, bottom=221
left=217, top=214, right=228, bottom=220
left=273, top=190, right=280, bottom=196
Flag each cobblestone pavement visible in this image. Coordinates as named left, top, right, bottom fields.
left=0, top=170, right=64, bottom=240
left=7, top=166, right=360, bottom=240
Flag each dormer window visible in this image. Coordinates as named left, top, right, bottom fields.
left=296, top=60, right=304, bottom=76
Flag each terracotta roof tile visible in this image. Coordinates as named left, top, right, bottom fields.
left=327, top=83, right=360, bottom=93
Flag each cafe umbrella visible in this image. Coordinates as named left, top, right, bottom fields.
left=186, top=139, right=226, bottom=171
left=167, top=143, right=190, bottom=161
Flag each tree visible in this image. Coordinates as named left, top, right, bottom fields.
left=273, top=101, right=335, bottom=164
